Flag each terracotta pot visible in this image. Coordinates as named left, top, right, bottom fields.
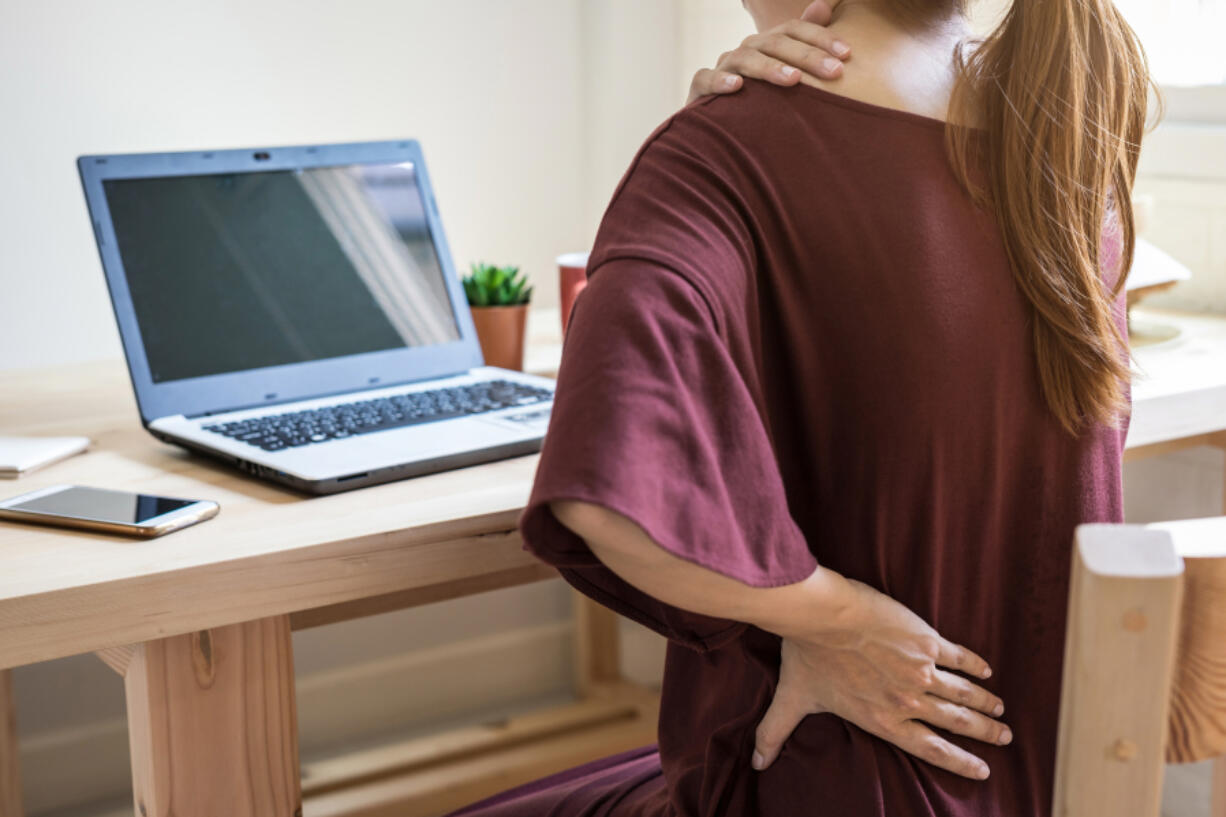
left=470, top=304, right=529, bottom=371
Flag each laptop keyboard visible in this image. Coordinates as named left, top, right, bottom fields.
left=204, top=380, right=553, bottom=452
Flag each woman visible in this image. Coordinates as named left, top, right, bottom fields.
left=455, top=0, right=1148, bottom=814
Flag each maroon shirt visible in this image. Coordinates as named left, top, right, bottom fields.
left=453, top=80, right=1128, bottom=817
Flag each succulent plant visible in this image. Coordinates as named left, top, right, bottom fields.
left=462, top=262, right=534, bottom=307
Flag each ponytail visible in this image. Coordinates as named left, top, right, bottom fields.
left=946, top=0, right=1153, bottom=435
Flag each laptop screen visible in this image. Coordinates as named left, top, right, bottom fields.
left=102, top=162, right=462, bottom=384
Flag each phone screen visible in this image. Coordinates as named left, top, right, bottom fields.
left=10, top=486, right=198, bottom=524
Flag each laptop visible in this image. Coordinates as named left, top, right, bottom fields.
left=77, top=140, right=555, bottom=494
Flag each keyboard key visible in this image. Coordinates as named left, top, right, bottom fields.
left=204, top=380, right=552, bottom=451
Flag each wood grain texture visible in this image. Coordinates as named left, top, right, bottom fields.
left=1168, top=554, right=1226, bottom=763
left=0, top=362, right=558, bottom=671
left=290, top=563, right=557, bottom=631
left=0, top=669, right=21, bottom=817
left=1053, top=525, right=1184, bottom=817
left=0, top=521, right=547, bottom=671
left=125, top=616, right=300, bottom=817
left=94, top=644, right=136, bottom=676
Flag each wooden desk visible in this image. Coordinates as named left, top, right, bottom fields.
left=0, top=317, right=657, bottom=816
left=0, top=307, right=1223, bottom=817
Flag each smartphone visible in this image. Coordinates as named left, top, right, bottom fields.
left=0, top=485, right=219, bottom=538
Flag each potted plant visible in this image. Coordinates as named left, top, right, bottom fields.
left=462, top=262, right=534, bottom=371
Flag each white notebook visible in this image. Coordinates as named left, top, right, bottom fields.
left=0, top=436, right=91, bottom=478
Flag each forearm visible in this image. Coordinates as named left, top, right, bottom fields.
left=549, top=500, right=854, bottom=639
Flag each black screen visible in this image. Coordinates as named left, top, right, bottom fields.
left=12, top=486, right=198, bottom=524
left=103, top=162, right=461, bottom=383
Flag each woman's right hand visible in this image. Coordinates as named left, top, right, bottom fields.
left=753, top=578, right=1012, bottom=780
left=687, top=1, right=852, bottom=105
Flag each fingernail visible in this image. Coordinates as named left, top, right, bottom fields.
left=976, top=763, right=990, bottom=780
left=982, top=667, right=992, bottom=679
left=780, top=66, right=799, bottom=79
left=833, top=40, right=850, bottom=58
left=999, top=728, right=1013, bottom=745
left=823, top=58, right=842, bottom=74
left=752, top=751, right=766, bottom=770
left=993, top=703, right=1004, bottom=717
left=724, top=75, right=740, bottom=88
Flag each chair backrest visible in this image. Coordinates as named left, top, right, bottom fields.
left=1052, top=516, right=1226, bottom=817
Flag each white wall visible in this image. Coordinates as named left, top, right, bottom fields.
left=582, top=1, right=684, bottom=229
left=0, top=0, right=590, bottom=372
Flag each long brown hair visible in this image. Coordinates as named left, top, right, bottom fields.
left=902, top=0, right=1153, bottom=434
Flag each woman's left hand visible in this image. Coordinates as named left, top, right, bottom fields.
left=687, top=1, right=851, bottom=104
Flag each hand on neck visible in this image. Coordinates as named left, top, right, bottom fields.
left=764, top=0, right=974, bottom=125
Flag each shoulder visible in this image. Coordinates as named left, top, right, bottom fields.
left=587, top=82, right=821, bottom=331
left=629, top=80, right=806, bottom=170
left=596, top=81, right=809, bottom=243
left=683, top=78, right=806, bottom=131
left=603, top=80, right=846, bottom=218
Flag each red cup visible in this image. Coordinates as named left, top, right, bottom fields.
left=558, top=252, right=590, bottom=335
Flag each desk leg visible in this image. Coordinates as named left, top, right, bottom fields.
left=0, top=670, right=21, bottom=817
left=122, top=616, right=301, bottom=817
left=572, top=591, right=621, bottom=697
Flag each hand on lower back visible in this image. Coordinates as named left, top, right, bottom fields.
left=752, top=579, right=1011, bottom=781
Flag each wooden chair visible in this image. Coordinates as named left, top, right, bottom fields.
left=1054, top=515, right=1226, bottom=816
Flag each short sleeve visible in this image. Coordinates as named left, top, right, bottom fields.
left=519, top=261, right=818, bottom=652
left=519, top=104, right=818, bottom=651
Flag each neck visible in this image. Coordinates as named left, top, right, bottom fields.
left=795, top=1, right=973, bottom=124
left=829, top=1, right=968, bottom=41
